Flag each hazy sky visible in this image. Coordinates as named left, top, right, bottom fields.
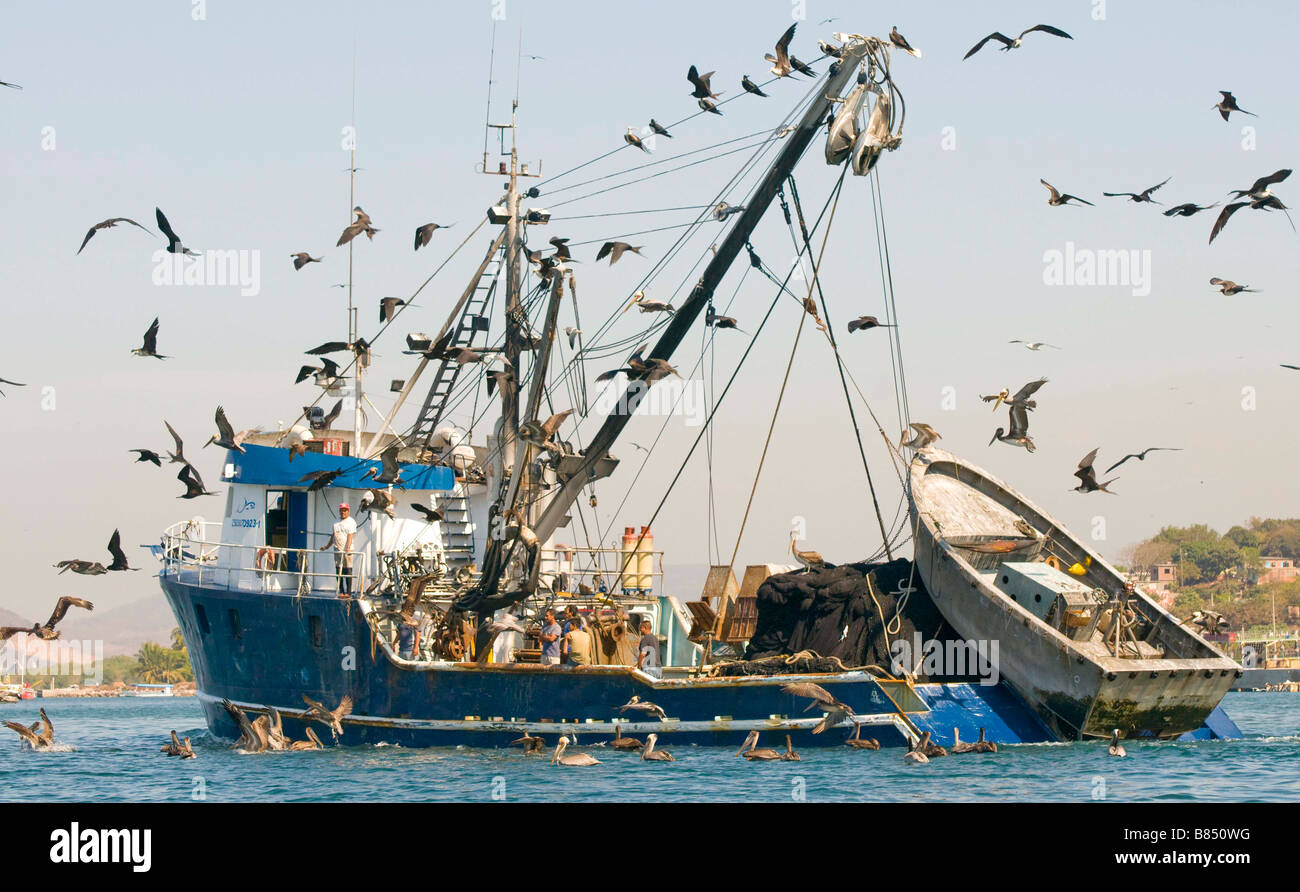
left=2, top=0, right=1298, bottom=620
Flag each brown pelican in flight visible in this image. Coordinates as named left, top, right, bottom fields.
left=990, top=402, right=1035, bottom=452
left=205, top=405, right=258, bottom=453
left=616, top=695, right=667, bottom=721
left=1209, top=278, right=1257, bottom=296
left=900, top=422, right=941, bottom=450
left=964, top=25, right=1073, bottom=59
left=981, top=377, right=1047, bottom=413
left=301, top=694, right=353, bottom=740
left=510, top=731, right=546, bottom=754
left=766, top=23, right=798, bottom=78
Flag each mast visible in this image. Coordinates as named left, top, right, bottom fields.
left=462, top=38, right=875, bottom=610
left=527, top=39, right=873, bottom=546
left=347, top=52, right=363, bottom=455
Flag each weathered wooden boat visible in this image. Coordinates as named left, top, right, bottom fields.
left=908, top=447, right=1240, bottom=740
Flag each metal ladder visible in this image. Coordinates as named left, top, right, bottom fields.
left=436, top=484, right=476, bottom=572
left=411, top=249, right=503, bottom=444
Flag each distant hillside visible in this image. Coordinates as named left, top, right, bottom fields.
left=0, top=607, right=31, bottom=629
left=57, top=594, right=177, bottom=657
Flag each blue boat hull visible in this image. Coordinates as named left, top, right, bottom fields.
left=161, top=571, right=1064, bottom=748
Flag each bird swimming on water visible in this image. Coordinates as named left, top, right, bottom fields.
left=641, top=733, right=674, bottom=762
left=552, top=736, right=601, bottom=766
left=1108, top=728, right=1126, bottom=757
left=736, top=730, right=781, bottom=761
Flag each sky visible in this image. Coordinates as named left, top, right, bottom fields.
left=1, top=0, right=1298, bottom=620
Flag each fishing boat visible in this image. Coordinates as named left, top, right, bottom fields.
left=153, top=27, right=1239, bottom=752
left=909, top=447, right=1240, bottom=739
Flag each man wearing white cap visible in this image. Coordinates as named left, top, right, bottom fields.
left=321, top=502, right=357, bottom=597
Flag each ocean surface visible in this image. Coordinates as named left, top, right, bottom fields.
left=2, top=692, right=1298, bottom=802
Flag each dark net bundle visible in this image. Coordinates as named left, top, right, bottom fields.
left=713, top=559, right=973, bottom=681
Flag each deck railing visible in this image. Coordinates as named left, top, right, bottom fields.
left=160, top=520, right=370, bottom=595
left=540, top=545, right=664, bottom=595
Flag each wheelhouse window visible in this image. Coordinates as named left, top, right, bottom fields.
left=266, top=490, right=288, bottom=548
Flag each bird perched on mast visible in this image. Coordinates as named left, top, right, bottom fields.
left=889, top=27, right=922, bottom=58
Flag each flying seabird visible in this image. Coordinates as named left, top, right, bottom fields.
left=624, top=127, right=650, bottom=153
left=414, top=222, right=453, bottom=250
left=0, top=80, right=21, bottom=90
left=301, top=693, right=353, bottom=740
left=1040, top=179, right=1093, bottom=207
left=520, top=408, right=575, bottom=451
left=4, top=720, right=49, bottom=750
left=411, top=504, right=445, bottom=523
left=106, top=529, right=137, bottom=571
left=77, top=217, right=149, bottom=255
left=164, top=420, right=187, bottom=464
left=205, top=405, right=256, bottom=453
left=1010, top=340, right=1060, bottom=351
left=648, top=119, right=672, bottom=138
left=290, top=252, right=321, bottom=270
left=1163, top=202, right=1218, bottom=217
left=1104, top=447, right=1181, bottom=474
left=0, top=377, right=25, bottom=396
left=379, top=297, right=407, bottom=322
left=596, top=241, right=644, bottom=264
left=297, top=469, right=343, bottom=492
left=130, top=317, right=168, bottom=359
left=564, top=327, right=583, bottom=350
left=177, top=463, right=216, bottom=499
left=155, top=207, right=198, bottom=256
left=889, top=27, right=922, bottom=58
left=686, top=65, right=721, bottom=100
left=900, top=422, right=941, bottom=450
left=705, top=305, right=742, bottom=331
left=641, top=733, right=675, bottom=762
left=336, top=206, right=379, bottom=247
left=741, top=75, right=768, bottom=97
left=1229, top=169, right=1290, bottom=201
left=361, top=442, right=404, bottom=487
left=1103, top=177, right=1170, bottom=203
left=1072, top=448, right=1118, bottom=494
left=624, top=292, right=675, bottom=315
left=510, top=731, right=546, bottom=754
left=54, top=559, right=107, bottom=576
left=1209, top=277, right=1257, bottom=295
left=1208, top=198, right=1292, bottom=244
left=990, top=402, right=1035, bottom=452
left=129, top=449, right=163, bottom=466
left=981, top=377, right=1047, bottom=412
left=616, top=695, right=667, bottom=721
left=847, top=315, right=894, bottom=333
left=0, top=598, right=94, bottom=643
left=1213, top=91, right=1255, bottom=122
left=781, top=682, right=851, bottom=714
left=296, top=357, right=342, bottom=387
left=766, top=23, right=798, bottom=78
left=964, top=25, right=1073, bottom=59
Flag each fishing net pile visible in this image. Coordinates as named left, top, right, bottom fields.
left=713, top=559, right=977, bottom=682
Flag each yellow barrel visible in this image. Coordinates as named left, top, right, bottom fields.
left=636, top=525, right=654, bottom=592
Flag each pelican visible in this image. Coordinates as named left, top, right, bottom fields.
left=981, top=377, right=1047, bottom=413
left=766, top=23, right=797, bottom=78
left=161, top=730, right=181, bottom=756
left=789, top=532, right=825, bottom=573
left=964, top=24, right=1073, bottom=60
left=845, top=722, right=881, bottom=750
left=301, top=693, right=353, bottom=739
left=918, top=730, right=948, bottom=758
left=552, top=736, right=601, bottom=766
left=781, top=681, right=851, bottom=713
left=780, top=734, right=800, bottom=761
left=1209, top=278, right=1257, bottom=296
left=361, top=442, right=405, bottom=487
left=222, top=699, right=265, bottom=753
left=0, top=596, right=94, bottom=642
left=900, top=422, right=941, bottom=450
left=1109, top=729, right=1126, bottom=758
left=204, top=405, right=257, bottom=453
left=889, top=27, right=922, bottom=58
left=951, top=727, right=976, bottom=755
left=989, top=402, right=1035, bottom=452
left=616, top=695, right=667, bottom=721
left=609, top=724, right=644, bottom=751
left=177, top=736, right=197, bottom=759
left=736, top=730, right=781, bottom=761
left=1073, top=448, right=1118, bottom=494
left=641, top=733, right=675, bottom=762
left=972, top=727, right=997, bottom=754
left=5, top=720, right=49, bottom=750
left=265, top=706, right=289, bottom=750
left=903, top=736, right=929, bottom=764
left=291, top=252, right=321, bottom=270
left=508, top=731, right=545, bottom=754
left=287, top=728, right=324, bottom=751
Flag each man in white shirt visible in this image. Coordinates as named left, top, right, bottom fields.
left=320, top=502, right=357, bottom=597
